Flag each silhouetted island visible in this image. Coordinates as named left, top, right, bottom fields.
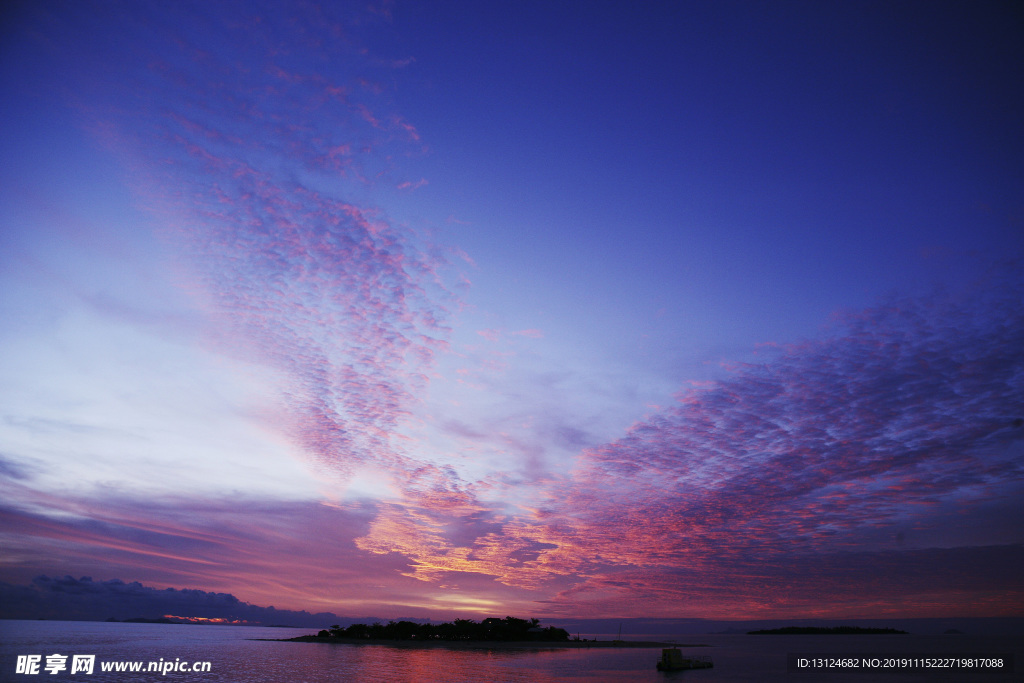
left=317, top=616, right=569, bottom=642
left=748, top=626, right=908, bottom=635
left=284, top=616, right=688, bottom=649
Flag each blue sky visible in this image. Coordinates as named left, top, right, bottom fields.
left=1, top=0, right=1022, bottom=621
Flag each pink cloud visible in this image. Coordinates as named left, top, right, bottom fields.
left=390, top=114, right=420, bottom=141
left=349, top=268, right=1024, bottom=616
left=397, top=178, right=428, bottom=191
left=52, top=4, right=459, bottom=482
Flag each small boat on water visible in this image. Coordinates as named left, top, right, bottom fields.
left=655, top=648, right=713, bottom=671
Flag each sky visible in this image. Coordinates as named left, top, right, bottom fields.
left=1, top=0, right=1022, bottom=623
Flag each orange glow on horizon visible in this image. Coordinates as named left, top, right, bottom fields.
left=163, top=615, right=251, bottom=625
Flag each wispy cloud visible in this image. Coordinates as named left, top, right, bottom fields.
left=397, top=178, right=429, bottom=191
left=33, top=2, right=455, bottom=481
left=525, top=267, right=1024, bottom=614
left=0, top=488, right=401, bottom=611
left=348, top=267, right=1024, bottom=615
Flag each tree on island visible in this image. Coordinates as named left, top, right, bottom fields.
left=317, top=616, right=569, bottom=642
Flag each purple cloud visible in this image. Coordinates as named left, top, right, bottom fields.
left=27, top=1, right=455, bottom=479
left=2, top=265, right=1020, bottom=618
left=512, top=266, right=1024, bottom=612
left=355, top=267, right=1024, bottom=615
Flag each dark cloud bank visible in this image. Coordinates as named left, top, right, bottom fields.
left=0, top=575, right=354, bottom=628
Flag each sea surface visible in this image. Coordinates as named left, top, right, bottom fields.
left=0, top=620, right=1020, bottom=682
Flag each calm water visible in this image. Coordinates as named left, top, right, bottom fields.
left=0, top=621, right=1020, bottom=682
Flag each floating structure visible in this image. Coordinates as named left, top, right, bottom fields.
left=656, top=648, right=713, bottom=671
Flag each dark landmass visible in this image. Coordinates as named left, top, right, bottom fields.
left=550, top=617, right=1024, bottom=636
left=107, top=617, right=184, bottom=624
left=316, top=616, right=570, bottom=642
left=283, top=635, right=690, bottom=649
left=749, top=626, right=908, bottom=635
left=281, top=616, right=705, bottom=649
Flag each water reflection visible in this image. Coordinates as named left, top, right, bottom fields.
left=1, top=622, right=1021, bottom=682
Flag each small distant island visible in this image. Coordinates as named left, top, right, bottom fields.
left=748, top=626, right=908, bottom=635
